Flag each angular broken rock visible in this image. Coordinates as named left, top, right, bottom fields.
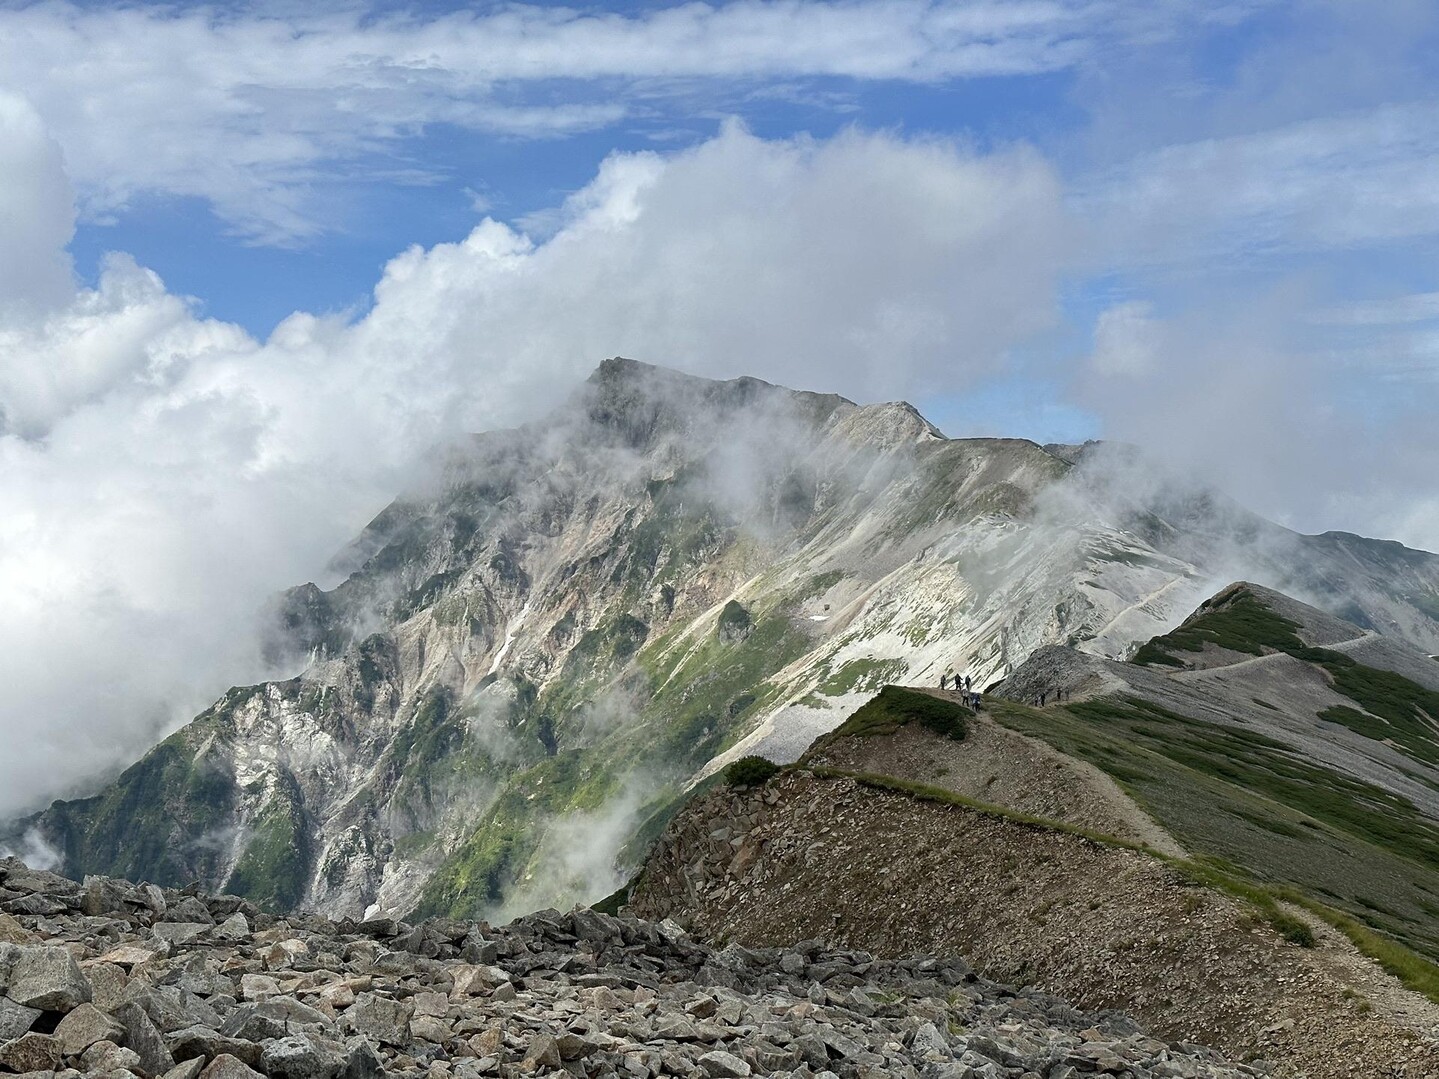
left=0, top=1031, right=62, bottom=1072
left=115, top=998, right=178, bottom=1075
left=0, top=912, right=36, bottom=945
left=0, top=996, right=40, bottom=1041
left=164, top=1058, right=207, bottom=1079
left=523, top=1032, right=562, bottom=1069
left=5, top=944, right=92, bottom=1011
left=345, top=992, right=413, bottom=1046
left=698, top=1049, right=753, bottom=1077
left=261, top=1031, right=349, bottom=1079
left=200, top=1051, right=267, bottom=1079
left=80, top=1037, right=145, bottom=1074
left=155, top=921, right=213, bottom=946
left=53, top=1000, right=125, bottom=1055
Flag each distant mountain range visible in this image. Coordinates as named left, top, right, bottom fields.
left=10, top=358, right=1439, bottom=921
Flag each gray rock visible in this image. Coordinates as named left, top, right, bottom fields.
left=0, top=996, right=41, bottom=1041
left=910, top=1021, right=951, bottom=1060
left=167, top=1024, right=266, bottom=1068
left=80, top=1037, right=144, bottom=1074
left=163, top=1059, right=208, bottom=1079
left=199, top=1052, right=267, bottom=1079
left=261, top=1032, right=348, bottom=1079
left=85, top=961, right=129, bottom=1012
left=698, top=1049, right=753, bottom=1077
left=211, top=913, right=250, bottom=943
left=5, top=946, right=92, bottom=1011
left=342, top=1036, right=383, bottom=1079
left=154, top=922, right=212, bottom=946
left=164, top=897, right=215, bottom=925
left=344, top=993, right=413, bottom=1046
left=115, top=999, right=177, bottom=1076
left=0, top=1031, right=62, bottom=1072
left=53, top=1002, right=125, bottom=1056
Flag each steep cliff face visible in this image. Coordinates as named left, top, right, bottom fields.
left=18, top=359, right=1439, bottom=920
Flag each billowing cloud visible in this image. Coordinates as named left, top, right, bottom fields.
left=0, top=117, right=1067, bottom=815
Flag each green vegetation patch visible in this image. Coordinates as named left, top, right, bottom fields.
left=1133, top=587, right=1439, bottom=766
left=226, top=783, right=312, bottom=912
left=724, top=756, right=782, bottom=788
left=988, top=694, right=1439, bottom=963
left=1134, top=587, right=1315, bottom=662
left=827, top=686, right=970, bottom=742
left=818, top=657, right=910, bottom=697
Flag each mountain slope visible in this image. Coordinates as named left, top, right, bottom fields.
left=985, top=582, right=1439, bottom=961
left=13, top=360, right=1439, bottom=921
left=629, top=653, right=1439, bottom=1077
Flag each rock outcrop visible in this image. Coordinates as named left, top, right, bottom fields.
left=0, top=857, right=1260, bottom=1079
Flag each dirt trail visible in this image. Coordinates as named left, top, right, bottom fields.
left=813, top=695, right=1186, bottom=858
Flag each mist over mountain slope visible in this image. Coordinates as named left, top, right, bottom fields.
left=10, top=358, right=1439, bottom=920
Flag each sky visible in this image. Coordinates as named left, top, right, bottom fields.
left=1, top=0, right=1438, bottom=813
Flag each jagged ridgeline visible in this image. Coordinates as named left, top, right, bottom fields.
left=12, top=359, right=1439, bottom=920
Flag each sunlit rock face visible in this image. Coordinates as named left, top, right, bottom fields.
left=15, top=358, right=1439, bottom=920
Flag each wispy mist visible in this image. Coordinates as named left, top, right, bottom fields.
left=0, top=116, right=1065, bottom=817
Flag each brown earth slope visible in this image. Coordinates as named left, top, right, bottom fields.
left=629, top=764, right=1439, bottom=1079
left=806, top=689, right=1186, bottom=857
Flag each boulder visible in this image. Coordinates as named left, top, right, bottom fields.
left=344, top=993, right=412, bottom=1046
left=0, top=996, right=41, bottom=1041
left=199, top=1052, right=267, bottom=1079
left=698, top=1049, right=753, bottom=1077
left=167, top=1024, right=266, bottom=1068
left=261, top=1032, right=348, bottom=1079
left=115, top=999, right=178, bottom=1076
left=53, top=1002, right=125, bottom=1056
left=80, top=1037, right=145, bottom=1074
left=0, top=1031, right=62, bottom=1072
left=4, top=946, right=92, bottom=1011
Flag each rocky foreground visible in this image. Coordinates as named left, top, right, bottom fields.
left=0, top=858, right=1262, bottom=1079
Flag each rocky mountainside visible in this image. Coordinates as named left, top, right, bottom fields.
left=0, top=856, right=1262, bottom=1079
left=628, top=655, right=1439, bottom=1077
left=12, top=359, right=1439, bottom=923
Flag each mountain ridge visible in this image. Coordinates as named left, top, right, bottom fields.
left=9, top=359, right=1439, bottom=925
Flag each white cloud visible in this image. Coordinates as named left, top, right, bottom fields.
left=0, top=0, right=1250, bottom=242
left=0, top=118, right=1066, bottom=816
left=1089, top=301, right=1157, bottom=376
left=0, top=92, right=74, bottom=315
left=1081, top=101, right=1439, bottom=264
left=1079, top=293, right=1439, bottom=551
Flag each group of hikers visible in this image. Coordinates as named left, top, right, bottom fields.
left=938, top=670, right=981, bottom=709
left=938, top=669, right=1068, bottom=710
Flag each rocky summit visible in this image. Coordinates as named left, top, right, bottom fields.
left=0, top=856, right=1261, bottom=1079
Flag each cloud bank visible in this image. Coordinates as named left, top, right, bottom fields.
left=0, top=112, right=1066, bottom=816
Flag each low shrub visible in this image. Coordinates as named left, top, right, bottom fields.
left=724, top=756, right=782, bottom=788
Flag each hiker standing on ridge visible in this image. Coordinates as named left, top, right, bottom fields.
left=939, top=673, right=948, bottom=690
